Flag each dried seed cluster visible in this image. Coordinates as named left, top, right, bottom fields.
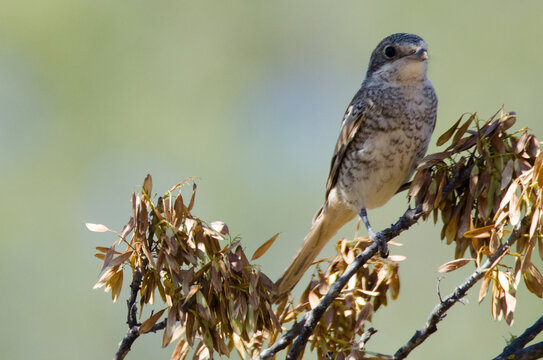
left=274, top=238, right=401, bottom=359
left=90, top=176, right=279, bottom=360
left=410, top=110, right=543, bottom=325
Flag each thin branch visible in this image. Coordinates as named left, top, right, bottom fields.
left=359, top=327, right=378, bottom=347
left=493, top=342, right=543, bottom=360
left=393, top=219, right=529, bottom=359
left=114, top=265, right=144, bottom=360
left=492, top=316, right=543, bottom=360
left=285, top=206, right=423, bottom=360
left=258, top=321, right=306, bottom=360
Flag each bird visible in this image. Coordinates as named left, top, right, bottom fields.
left=274, top=33, right=438, bottom=300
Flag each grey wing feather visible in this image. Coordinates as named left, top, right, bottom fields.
left=324, top=89, right=368, bottom=201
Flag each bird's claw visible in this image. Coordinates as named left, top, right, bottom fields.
left=371, top=233, right=389, bottom=258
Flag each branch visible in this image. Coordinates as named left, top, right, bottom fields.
left=114, top=265, right=144, bottom=360
left=492, top=316, right=543, bottom=360
left=394, top=219, right=529, bottom=359
left=258, top=321, right=306, bottom=360
left=493, top=342, right=543, bottom=360
left=284, top=206, right=423, bottom=360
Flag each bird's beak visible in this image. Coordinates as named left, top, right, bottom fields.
left=407, top=48, right=428, bottom=61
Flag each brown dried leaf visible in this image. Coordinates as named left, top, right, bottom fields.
left=251, top=233, right=279, bottom=260
left=162, top=306, right=177, bottom=348
left=509, top=186, right=521, bottom=227
left=437, top=258, right=474, bottom=273
left=108, top=251, right=133, bottom=269
left=106, top=268, right=123, bottom=303
left=188, top=183, right=197, bottom=211
left=211, top=221, right=229, bottom=236
left=143, top=174, right=153, bottom=196
left=464, top=225, right=495, bottom=239
left=515, top=132, right=529, bottom=154
left=501, top=160, right=515, bottom=190
left=479, top=274, right=491, bottom=303
left=182, top=285, right=200, bottom=309
left=308, top=291, right=320, bottom=309
left=524, top=263, right=543, bottom=298
left=499, top=181, right=518, bottom=212
left=228, top=253, right=242, bottom=272
left=93, top=265, right=120, bottom=289
left=436, top=116, right=463, bottom=146
left=120, top=218, right=135, bottom=241
left=139, top=309, right=166, bottom=334
left=530, top=208, right=540, bottom=240
left=491, top=280, right=500, bottom=320
left=170, top=339, right=189, bottom=360
left=101, top=244, right=116, bottom=272
left=452, top=113, right=476, bottom=144
left=85, top=222, right=110, bottom=232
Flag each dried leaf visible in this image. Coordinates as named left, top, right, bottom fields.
left=387, top=255, right=407, bottom=262
left=108, top=251, right=133, bottom=269
left=105, top=268, right=123, bottom=303
left=162, top=306, right=177, bottom=348
left=479, top=274, right=491, bottom=303
left=437, top=258, right=474, bottom=273
left=251, top=233, right=279, bottom=260
left=530, top=208, right=540, bottom=240
left=499, top=180, right=518, bottom=212
left=501, top=160, right=515, bottom=190
left=143, top=174, right=153, bottom=196
left=436, top=115, right=463, bottom=146
left=452, top=113, right=475, bottom=144
left=524, top=263, right=543, bottom=298
left=139, top=309, right=166, bottom=334
left=170, top=339, right=189, bottom=360
left=308, top=291, right=321, bottom=309
left=93, top=265, right=120, bottom=289
left=101, top=244, right=116, bottom=272
left=509, top=185, right=521, bottom=227
left=188, top=183, right=197, bottom=211
left=210, top=221, right=229, bottom=236
left=86, top=222, right=110, bottom=232
left=463, top=225, right=495, bottom=239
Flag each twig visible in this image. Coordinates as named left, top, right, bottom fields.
left=258, top=321, right=306, bottom=360
left=114, top=266, right=144, bottom=360
left=492, top=316, right=543, bottom=360
left=285, top=206, right=423, bottom=360
left=393, top=219, right=529, bottom=359
left=493, top=342, right=543, bottom=360
left=359, top=327, right=378, bottom=347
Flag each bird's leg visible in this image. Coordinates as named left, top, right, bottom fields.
left=359, top=208, right=389, bottom=258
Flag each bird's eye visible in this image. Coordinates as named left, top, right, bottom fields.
left=384, top=46, right=396, bottom=58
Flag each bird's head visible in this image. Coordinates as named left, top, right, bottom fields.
left=366, top=33, right=430, bottom=83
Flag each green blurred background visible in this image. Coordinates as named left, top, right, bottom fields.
left=1, top=0, right=542, bottom=359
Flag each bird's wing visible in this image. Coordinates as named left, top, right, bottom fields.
left=324, top=89, right=370, bottom=201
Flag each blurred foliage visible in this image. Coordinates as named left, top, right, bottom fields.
left=91, top=110, right=542, bottom=359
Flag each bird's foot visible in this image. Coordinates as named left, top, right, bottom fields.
left=369, top=229, right=389, bottom=258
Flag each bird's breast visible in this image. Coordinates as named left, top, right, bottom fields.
left=336, top=82, right=436, bottom=211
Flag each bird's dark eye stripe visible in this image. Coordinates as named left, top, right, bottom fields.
left=384, top=46, right=396, bottom=58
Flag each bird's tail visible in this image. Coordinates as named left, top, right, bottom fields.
left=274, top=202, right=355, bottom=301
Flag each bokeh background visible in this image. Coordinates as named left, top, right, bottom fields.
left=1, top=1, right=542, bottom=359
